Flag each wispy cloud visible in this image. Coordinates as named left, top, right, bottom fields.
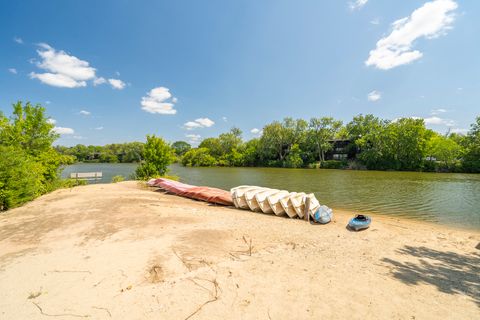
left=424, top=116, right=455, bottom=126
left=222, top=116, right=228, bottom=122
left=141, top=86, right=177, bottom=115
left=370, top=18, right=380, bottom=25
left=430, top=108, right=447, bottom=115
left=366, top=0, right=458, bottom=70
left=185, top=134, right=201, bottom=144
left=450, top=128, right=468, bottom=134
left=250, top=128, right=262, bottom=135
left=53, top=126, right=75, bottom=135
left=367, top=90, right=381, bottom=102
left=8, top=68, right=17, bottom=74
left=108, top=78, right=126, bottom=90
left=14, top=37, right=23, bottom=44
left=79, top=110, right=91, bottom=116
left=349, top=0, right=368, bottom=11
left=183, top=118, right=215, bottom=130
left=95, top=126, right=104, bottom=130
left=93, top=77, right=106, bottom=86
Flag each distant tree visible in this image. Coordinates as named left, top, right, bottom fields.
left=307, top=117, right=342, bottom=162
left=462, top=116, right=480, bottom=172
left=135, top=135, right=174, bottom=179
left=171, top=141, right=191, bottom=156
left=427, top=134, right=462, bottom=167
left=259, top=118, right=307, bottom=165
left=181, top=148, right=217, bottom=166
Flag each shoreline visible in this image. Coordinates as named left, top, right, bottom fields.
left=0, top=182, right=478, bottom=319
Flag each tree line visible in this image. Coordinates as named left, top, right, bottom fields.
left=57, top=114, right=480, bottom=173
left=180, top=115, right=480, bottom=173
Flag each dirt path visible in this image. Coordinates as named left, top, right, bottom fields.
left=0, top=181, right=478, bottom=319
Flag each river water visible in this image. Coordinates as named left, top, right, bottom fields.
left=62, top=163, right=480, bottom=230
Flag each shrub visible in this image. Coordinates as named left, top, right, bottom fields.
left=320, top=160, right=348, bottom=169
left=135, top=135, right=175, bottom=179
left=111, top=175, right=125, bottom=183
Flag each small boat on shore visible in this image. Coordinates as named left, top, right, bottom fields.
left=348, top=215, right=371, bottom=231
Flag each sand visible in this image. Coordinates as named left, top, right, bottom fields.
left=0, top=181, right=478, bottom=319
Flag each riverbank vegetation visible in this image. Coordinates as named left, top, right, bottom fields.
left=0, top=102, right=75, bottom=210
left=181, top=115, right=480, bottom=173
left=54, top=113, right=480, bottom=173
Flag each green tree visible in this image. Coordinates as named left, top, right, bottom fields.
left=0, top=102, right=72, bottom=209
left=135, top=135, right=174, bottom=179
left=181, top=148, right=217, bottom=166
left=259, top=118, right=307, bottom=165
left=427, top=134, right=462, bottom=168
left=462, top=116, right=480, bottom=172
left=171, top=141, right=191, bottom=156
left=285, top=144, right=303, bottom=168
left=307, top=117, right=343, bottom=162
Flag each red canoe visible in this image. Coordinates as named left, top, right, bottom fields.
left=148, top=178, right=233, bottom=206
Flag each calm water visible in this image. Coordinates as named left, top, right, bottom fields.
left=62, top=163, right=480, bottom=230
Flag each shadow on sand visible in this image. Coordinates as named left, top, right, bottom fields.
left=382, top=245, right=480, bottom=306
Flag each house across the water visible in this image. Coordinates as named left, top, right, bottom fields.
left=325, top=139, right=357, bottom=160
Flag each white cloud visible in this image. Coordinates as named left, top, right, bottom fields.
left=185, top=134, right=201, bottom=144
left=14, top=37, right=23, bottom=44
left=73, top=135, right=85, bottom=140
left=365, top=0, right=458, bottom=70
left=47, top=118, right=56, bottom=125
left=250, top=128, right=262, bottom=135
left=367, top=90, right=381, bottom=102
left=108, top=78, right=126, bottom=90
left=424, top=116, right=455, bottom=126
left=349, top=0, right=368, bottom=10
left=8, top=68, right=17, bottom=74
left=183, top=118, right=215, bottom=130
left=141, top=86, right=177, bottom=115
left=30, top=43, right=96, bottom=88
left=172, top=97, right=178, bottom=103
left=95, top=126, right=104, bottom=130
left=45, top=100, right=51, bottom=105
left=53, top=126, right=74, bottom=135
left=79, top=110, right=91, bottom=116
left=93, top=77, right=106, bottom=86
left=30, top=72, right=87, bottom=88
left=370, top=18, right=380, bottom=25
left=222, top=116, right=228, bottom=122
left=115, top=71, right=120, bottom=76
left=430, top=108, right=447, bottom=115
left=450, top=128, right=468, bottom=134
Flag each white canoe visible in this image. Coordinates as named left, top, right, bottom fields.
left=280, top=192, right=303, bottom=218
left=306, top=193, right=321, bottom=218
left=267, top=190, right=290, bottom=216
left=245, top=187, right=268, bottom=211
left=291, top=193, right=307, bottom=218
left=231, top=186, right=254, bottom=209
left=255, top=189, right=280, bottom=214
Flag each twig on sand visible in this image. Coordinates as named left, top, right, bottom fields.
left=173, top=248, right=192, bottom=271
left=92, top=306, right=111, bottom=317
left=184, top=278, right=220, bottom=320
left=32, top=302, right=90, bottom=318
left=242, top=236, right=253, bottom=256
left=49, top=270, right=92, bottom=274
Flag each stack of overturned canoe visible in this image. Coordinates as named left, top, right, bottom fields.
left=148, top=178, right=233, bottom=206
left=231, top=186, right=333, bottom=224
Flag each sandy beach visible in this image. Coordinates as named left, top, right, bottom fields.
left=0, top=181, right=478, bottom=319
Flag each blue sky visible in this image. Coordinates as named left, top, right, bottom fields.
left=1, top=0, right=478, bottom=146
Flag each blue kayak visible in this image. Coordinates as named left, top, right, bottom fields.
left=348, top=214, right=371, bottom=231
